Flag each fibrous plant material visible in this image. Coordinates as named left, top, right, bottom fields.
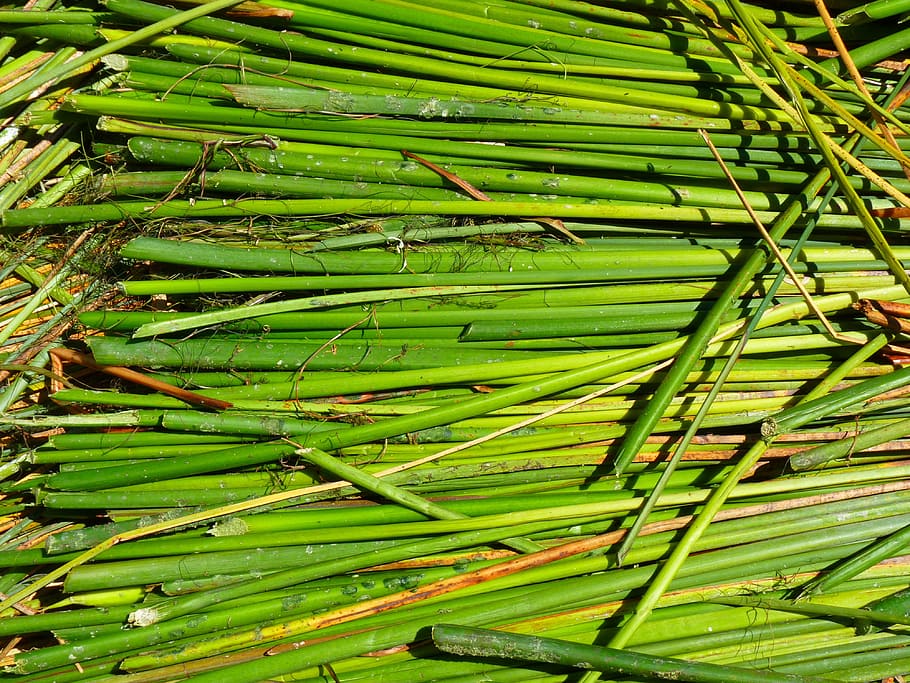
left=4, top=0, right=910, bottom=681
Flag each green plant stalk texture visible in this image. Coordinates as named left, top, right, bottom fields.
left=611, top=164, right=831, bottom=476
left=130, top=283, right=554, bottom=339
left=78, top=287, right=906, bottom=465
left=101, top=0, right=782, bottom=119
left=798, top=522, right=910, bottom=598
left=838, top=0, right=910, bottom=23
left=4, top=196, right=853, bottom=229
left=52, top=462, right=910, bottom=624
left=42, top=441, right=296, bottom=492
left=296, top=447, right=542, bottom=554
left=612, top=155, right=846, bottom=562
left=8, top=0, right=905, bottom=680
left=60, top=546, right=870, bottom=674
left=595, top=10, right=910, bottom=652
left=606, top=323, right=910, bottom=650
left=430, top=624, right=839, bottom=683
left=0, top=264, right=71, bottom=348
left=61, top=484, right=910, bottom=581
left=0, top=0, right=247, bottom=112
left=8, top=515, right=604, bottom=672
left=790, top=415, right=910, bottom=471
left=78, top=460, right=906, bottom=618
left=114, top=235, right=910, bottom=275
left=728, top=0, right=910, bottom=295
left=707, top=593, right=910, bottom=629
left=121, top=535, right=884, bottom=682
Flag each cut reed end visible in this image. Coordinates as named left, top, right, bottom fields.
left=128, top=607, right=159, bottom=628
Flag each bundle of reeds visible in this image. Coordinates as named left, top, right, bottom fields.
left=5, top=0, right=910, bottom=681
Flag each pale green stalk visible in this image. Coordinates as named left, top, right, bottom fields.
left=26, top=163, right=93, bottom=209
left=297, top=447, right=542, bottom=553
left=131, top=284, right=549, bottom=339
left=613, top=126, right=849, bottom=564
left=0, top=348, right=50, bottom=415
left=1, top=196, right=843, bottom=229
left=837, top=0, right=910, bottom=23
left=0, top=138, right=81, bottom=211
left=707, top=594, right=910, bottom=630
left=801, top=333, right=892, bottom=402
left=611, top=0, right=906, bottom=477
left=797, top=522, right=910, bottom=598
left=609, top=164, right=836, bottom=475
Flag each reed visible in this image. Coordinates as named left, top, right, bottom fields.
left=5, top=0, right=910, bottom=681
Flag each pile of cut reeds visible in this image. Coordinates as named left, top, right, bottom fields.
left=5, top=0, right=910, bottom=681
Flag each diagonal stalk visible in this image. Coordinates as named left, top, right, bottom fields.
left=294, top=446, right=543, bottom=554
left=610, top=161, right=834, bottom=475
left=432, top=624, right=837, bottom=683
left=600, top=2, right=910, bottom=661
left=614, top=132, right=849, bottom=564
left=725, top=0, right=910, bottom=295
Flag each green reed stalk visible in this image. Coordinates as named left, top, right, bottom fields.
left=0, top=265, right=70, bottom=348
left=120, top=135, right=794, bottom=210
left=117, top=526, right=893, bottom=682
left=0, top=196, right=824, bottom=230
left=83, top=461, right=910, bottom=618
left=102, top=0, right=777, bottom=117
left=0, top=138, right=81, bottom=211
left=797, top=522, right=910, bottom=598
left=111, top=270, right=901, bottom=299
left=766, top=365, right=910, bottom=436
left=789, top=416, right=910, bottom=471
left=104, top=235, right=850, bottom=275
left=286, top=0, right=749, bottom=62
left=43, top=441, right=295, bottom=492
left=837, top=0, right=910, bottom=24
left=708, top=593, right=910, bottom=629
left=129, top=283, right=555, bottom=339
left=613, top=143, right=842, bottom=562
left=611, top=170, right=833, bottom=475
left=603, top=350, right=910, bottom=653
left=431, top=624, right=837, bottom=683
left=85, top=336, right=549, bottom=372
left=296, top=447, right=541, bottom=553
left=727, top=0, right=910, bottom=294
left=0, top=0, right=247, bottom=113
left=31, top=442, right=243, bottom=465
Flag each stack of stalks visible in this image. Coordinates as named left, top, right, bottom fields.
left=0, top=0, right=100, bottom=426
left=5, top=0, right=910, bottom=681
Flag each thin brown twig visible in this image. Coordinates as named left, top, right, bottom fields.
left=401, top=149, right=585, bottom=244
left=813, top=0, right=910, bottom=184
left=48, top=347, right=233, bottom=411
left=0, top=593, right=37, bottom=617
left=870, top=206, right=910, bottom=219
left=699, top=129, right=862, bottom=345
left=854, top=298, right=910, bottom=334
